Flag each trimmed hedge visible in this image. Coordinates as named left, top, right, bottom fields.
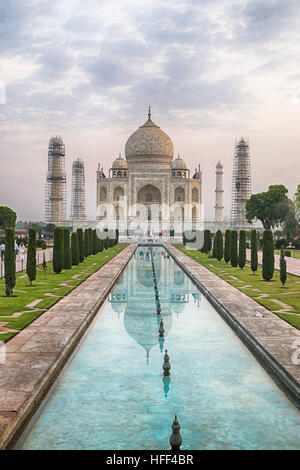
left=238, top=230, right=246, bottom=269
left=250, top=229, right=258, bottom=274
left=230, top=230, right=238, bottom=267
left=26, top=228, right=36, bottom=286
left=262, top=230, right=274, bottom=281
left=71, top=232, right=80, bottom=266
left=224, top=229, right=231, bottom=263
left=77, top=228, right=84, bottom=263
left=4, top=228, right=16, bottom=296
left=53, top=227, right=64, bottom=274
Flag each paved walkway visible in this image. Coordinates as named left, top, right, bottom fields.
left=246, top=249, right=300, bottom=277
left=0, top=244, right=136, bottom=449
left=0, top=248, right=53, bottom=278
left=166, top=244, right=300, bottom=401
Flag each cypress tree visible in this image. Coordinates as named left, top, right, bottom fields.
left=212, top=233, right=217, bottom=258
left=251, top=229, right=258, bottom=274
left=84, top=229, right=89, bottom=257
left=4, top=228, right=16, bottom=297
left=26, top=228, right=36, bottom=286
left=202, top=229, right=211, bottom=254
left=224, top=229, right=231, bottom=263
left=98, top=234, right=103, bottom=252
left=215, top=230, right=223, bottom=261
left=238, top=230, right=246, bottom=269
left=63, top=228, right=72, bottom=269
left=77, top=228, right=84, bottom=262
left=116, top=229, right=119, bottom=245
left=88, top=228, right=93, bottom=255
left=230, top=230, right=238, bottom=267
left=92, top=229, right=98, bottom=255
left=262, top=230, right=274, bottom=281
left=71, top=232, right=80, bottom=266
left=42, top=249, right=47, bottom=278
left=280, top=247, right=287, bottom=287
left=53, top=227, right=64, bottom=274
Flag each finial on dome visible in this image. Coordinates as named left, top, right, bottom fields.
left=148, top=105, right=151, bottom=120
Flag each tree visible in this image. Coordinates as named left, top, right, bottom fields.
left=88, top=228, right=93, bottom=255
left=63, top=229, right=72, bottom=269
left=42, top=250, right=47, bottom=278
left=250, top=229, right=258, bottom=274
left=201, top=230, right=211, bottom=254
left=282, top=202, right=299, bottom=240
left=98, top=234, right=103, bottom=252
left=53, top=227, right=64, bottom=274
left=46, top=223, right=56, bottom=233
left=230, top=230, right=238, bottom=267
left=71, top=232, right=80, bottom=266
left=4, top=228, right=16, bottom=296
left=84, top=229, right=89, bottom=257
left=214, top=230, right=223, bottom=261
left=224, top=229, right=231, bottom=263
left=262, top=230, right=274, bottom=281
left=280, top=247, right=287, bottom=287
left=77, top=228, right=84, bottom=262
left=92, top=229, right=98, bottom=255
left=0, top=206, right=17, bottom=230
left=26, top=228, right=36, bottom=286
left=294, top=184, right=300, bottom=210
left=238, top=230, right=246, bottom=269
left=246, top=185, right=290, bottom=229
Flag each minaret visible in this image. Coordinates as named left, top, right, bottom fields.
left=230, top=138, right=251, bottom=228
left=70, top=158, right=86, bottom=220
left=45, top=136, right=66, bottom=223
left=215, top=161, right=224, bottom=222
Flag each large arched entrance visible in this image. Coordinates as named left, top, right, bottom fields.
left=137, top=184, right=161, bottom=222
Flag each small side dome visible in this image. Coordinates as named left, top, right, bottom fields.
left=112, top=154, right=128, bottom=169
left=171, top=154, right=187, bottom=170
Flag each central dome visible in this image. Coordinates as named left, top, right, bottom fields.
left=125, top=116, right=174, bottom=161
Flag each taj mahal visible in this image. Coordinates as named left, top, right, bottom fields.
left=96, top=108, right=204, bottom=230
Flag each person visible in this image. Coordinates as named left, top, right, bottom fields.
left=0, top=242, right=4, bottom=262
left=19, top=242, right=25, bottom=265
left=15, top=240, right=19, bottom=258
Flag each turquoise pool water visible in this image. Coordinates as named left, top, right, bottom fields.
left=22, top=247, right=300, bottom=450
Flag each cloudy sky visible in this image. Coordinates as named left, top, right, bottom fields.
left=0, top=0, right=300, bottom=221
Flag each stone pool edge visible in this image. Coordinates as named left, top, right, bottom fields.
left=164, top=244, right=300, bottom=410
left=0, top=244, right=137, bottom=450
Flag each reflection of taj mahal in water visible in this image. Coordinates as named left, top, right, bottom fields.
left=109, top=247, right=201, bottom=363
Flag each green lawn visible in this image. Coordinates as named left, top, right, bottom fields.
left=175, top=246, right=300, bottom=330
left=274, top=249, right=300, bottom=259
left=0, top=244, right=127, bottom=342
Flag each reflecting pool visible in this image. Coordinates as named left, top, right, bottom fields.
left=22, top=247, right=300, bottom=449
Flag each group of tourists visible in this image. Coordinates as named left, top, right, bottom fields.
left=0, top=240, right=26, bottom=262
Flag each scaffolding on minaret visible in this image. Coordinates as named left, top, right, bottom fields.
left=70, top=158, right=86, bottom=221
left=230, top=138, right=251, bottom=228
left=45, top=136, right=67, bottom=223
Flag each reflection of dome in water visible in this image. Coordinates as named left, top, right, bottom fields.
left=170, top=303, right=186, bottom=315
left=111, top=302, right=126, bottom=315
left=123, top=303, right=173, bottom=363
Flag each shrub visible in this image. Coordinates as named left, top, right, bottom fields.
left=4, top=228, right=16, bottom=296
left=92, top=229, right=98, bottom=254
left=77, top=228, right=84, bottom=262
left=250, top=229, right=258, bottom=274
left=230, top=231, right=238, bottom=267
left=84, top=229, right=89, bottom=257
left=201, top=230, right=211, bottom=254
left=53, top=227, right=64, bottom=274
left=63, top=229, right=72, bottom=269
left=262, top=230, right=274, bottom=281
left=71, top=232, right=80, bottom=266
left=26, top=228, right=36, bottom=286
left=280, top=247, right=287, bottom=286
left=215, top=230, right=223, bottom=261
left=224, top=229, right=231, bottom=263
left=238, top=230, right=246, bottom=269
